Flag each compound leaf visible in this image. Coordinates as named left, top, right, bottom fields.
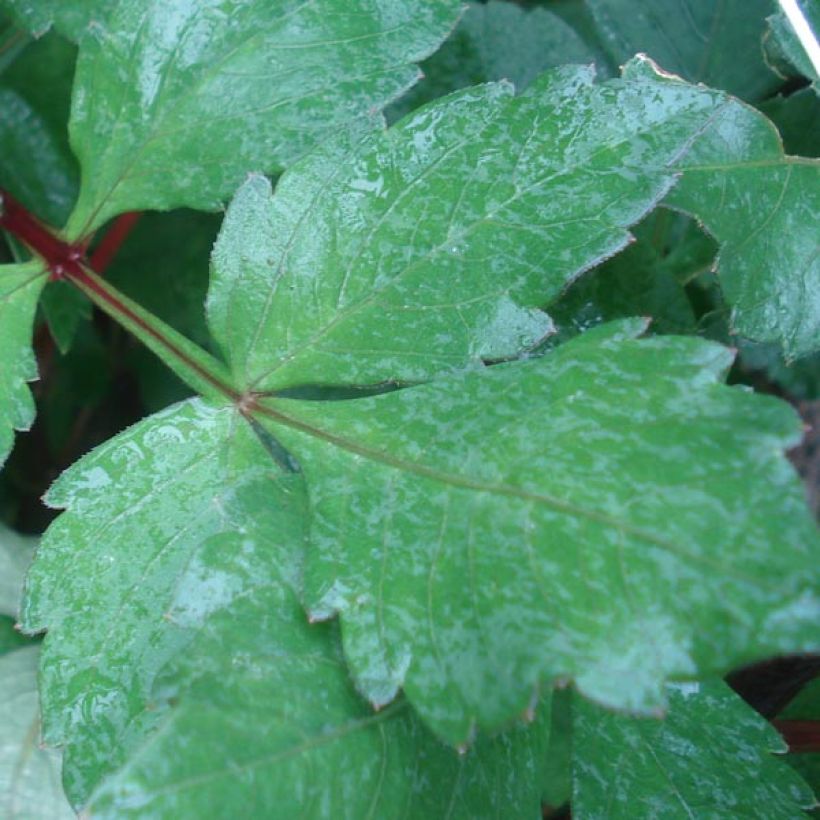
left=572, top=681, right=816, bottom=818
left=0, top=646, right=73, bottom=820
left=0, top=261, right=47, bottom=468
left=63, top=0, right=462, bottom=238
left=259, top=321, right=819, bottom=744
left=209, top=59, right=736, bottom=390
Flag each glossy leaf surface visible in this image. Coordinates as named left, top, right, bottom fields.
left=0, top=0, right=106, bottom=40
left=586, top=0, right=779, bottom=101
left=0, top=262, right=46, bottom=468
left=0, top=647, right=73, bottom=820
left=210, top=59, right=735, bottom=390
left=21, top=398, right=261, bottom=802
left=261, top=321, right=819, bottom=743
left=573, top=681, right=815, bottom=817
left=85, top=519, right=550, bottom=819
left=22, top=397, right=551, bottom=815
left=64, top=0, right=461, bottom=238
left=666, top=89, right=820, bottom=357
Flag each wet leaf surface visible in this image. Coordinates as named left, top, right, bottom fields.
left=63, top=0, right=461, bottom=237
left=573, top=681, right=815, bottom=818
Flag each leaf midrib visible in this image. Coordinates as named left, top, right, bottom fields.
left=255, top=399, right=790, bottom=592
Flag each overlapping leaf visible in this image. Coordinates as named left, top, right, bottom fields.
left=665, top=83, right=820, bottom=357
left=0, top=523, right=35, bottom=615
left=388, top=0, right=604, bottom=120
left=22, top=398, right=269, bottom=802
left=259, top=320, right=819, bottom=742
left=16, top=29, right=820, bottom=817
left=0, top=0, right=106, bottom=40
left=209, top=58, right=737, bottom=390
left=585, top=0, right=779, bottom=101
left=0, top=530, right=71, bottom=820
left=572, top=681, right=816, bottom=817
left=85, top=522, right=550, bottom=819
left=760, top=88, right=820, bottom=158
left=778, top=678, right=820, bottom=799
left=0, top=31, right=78, bottom=227
left=765, top=0, right=820, bottom=94
left=0, top=647, right=73, bottom=820
left=548, top=209, right=712, bottom=340
left=63, top=0, right=462, bottom=238
left=21, top=397, right=551, bottom=815
left=0, top=261, right=46, bottom=467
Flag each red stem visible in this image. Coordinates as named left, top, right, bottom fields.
left=1, top=188, right=240, bottom=403
left=0, top=189, right=84, bottom=280
left=68, top=264, right=240, bottom=401
left=90, top=211, right=142, bottom=273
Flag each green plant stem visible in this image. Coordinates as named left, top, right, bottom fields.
left=68, top=264, right=239, bottom=404
left=1, top=189, right=238, bottom=404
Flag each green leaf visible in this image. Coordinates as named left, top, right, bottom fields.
left=572, top=681, right=816, bottom=817
left=39, top=280, right=90, bottom=354
left=0, top=14, right=30, bottom=74
left=765, top=0, right=820, bottom=93
left=63, top=0, right=462, bottom=238
left=548, top=209, right=712, bottom=341
left=259, top=321, right=819, bottom=743
left=209, top=60, right=736, bottom=390
left=0, top=261, right=47, bottom=468
left=760, top=88, right=820, bottom=158
left=541, top=688, right=572, bottom=809
left=0, top=616, right=33, bottom=655
left=586, top=0, right=780, bottom=101
left=0, top=30, right=78, bottom=227
left=21, top=398, right=257, bottom=801
left=0, top=0, right=106, bottom=40
left=87, top=531, right=549, bottom=819
left=736, top=340, right=820, bottom=401
left=22, top=397, right=550, bottom=814
left=0, top=646, right=73, bottom=819
left=387, top=0, right=606, bottom=120
left=779, top=678, right=820, bottom=805
left=0, top=522, right=35, bottom=617
left=664, top=83, right=820, bottom=357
